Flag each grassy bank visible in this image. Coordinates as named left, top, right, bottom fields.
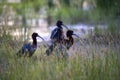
left=0, top=40, right=120, bottom=80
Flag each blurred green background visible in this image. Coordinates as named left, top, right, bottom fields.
left=0, top=0, right=120, bottom=37
left=0, top=0, right=120, bottom=52
left=0, top=1, right=120, bottom=80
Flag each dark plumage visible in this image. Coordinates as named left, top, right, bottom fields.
left=54, top=30, right=78, bottom=58
left=64, top=30, right=78, bottom=49
left=16, top=32, right=44, bottom=57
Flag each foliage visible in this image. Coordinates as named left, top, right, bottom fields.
left=0, top=0, right=119, bottom=23
left=0, top=42, right=120, bottom=80
left=47, top=0, right=54, bottom=9
left=60, top=0, right=70, bottom=7
left=95, top=0, right=120, bottom=17
left=107, top=21, right=120, bottom=34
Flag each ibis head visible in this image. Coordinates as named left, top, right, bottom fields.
left=66, top=30, right=73, bottom=37
left=56, top=20, right=63, bottom=27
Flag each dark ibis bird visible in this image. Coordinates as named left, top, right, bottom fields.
left=46, top=20, right=69, bottom=56
left=16, top=32, right=45, bottom=57
left=45, top=30, right=79, bottom=58
left=64, top=30, right=79, bottom=50
left=51, top=30, right=79, bottom=58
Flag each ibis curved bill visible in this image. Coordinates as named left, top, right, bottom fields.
left=38, top=35, right=49, bottom=47
left=62, top=24, right=69, bottom=30
left=38, top=35, right=45, bottom=41
left=72, top=34, right=79, bottom=38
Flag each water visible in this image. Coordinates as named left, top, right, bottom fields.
left=11, top=21, right=107, bottom=43
left=35, top=23, right=95, bottom=42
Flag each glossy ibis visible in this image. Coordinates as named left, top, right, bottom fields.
left=16, top=32, right=45, bottom=57
left=64, top=30, right=79, bottom=50
left=50, top=20, right=68, bottom=41
left=46, top=20, right=69, bottom=56
left=55, top=30, right=79, bottom=58
left=46, top=29, right=79, bottom=58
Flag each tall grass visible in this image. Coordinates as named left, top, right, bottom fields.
left=0, top=38, right=120, bottom=80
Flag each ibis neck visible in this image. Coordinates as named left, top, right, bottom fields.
left=32, top=38, right=37, bottom=46
left=68, top=36, right=74, bottom=45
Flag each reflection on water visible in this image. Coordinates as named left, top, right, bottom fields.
left=12, top=23, right=107, bottom=42
left=30, top=23, right=95, bottom=42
